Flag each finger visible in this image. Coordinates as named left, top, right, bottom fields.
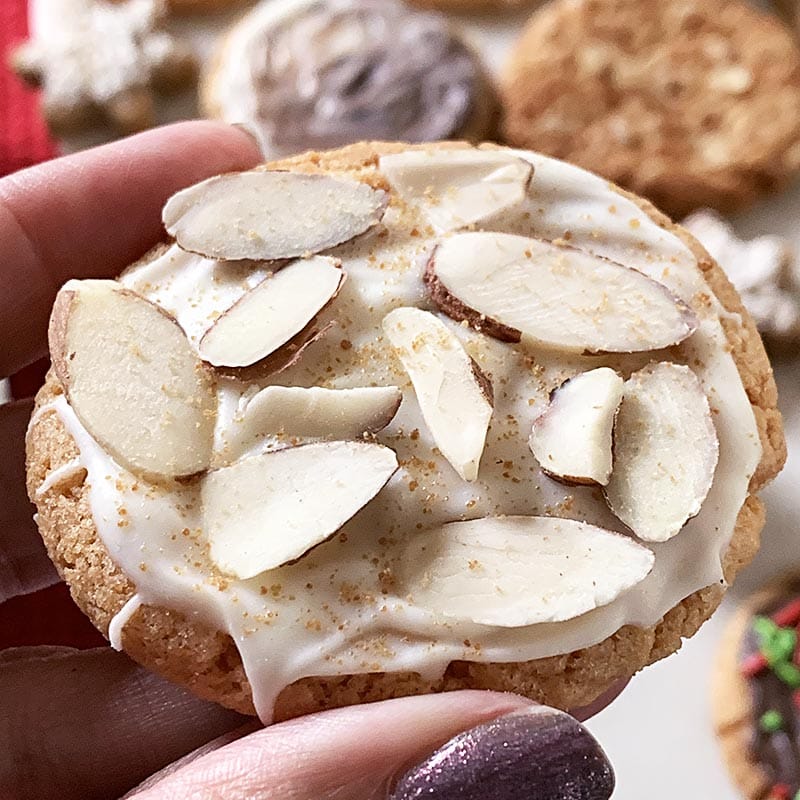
left=128, top=692, right=614, bottom=800
left=0, top=399, right=58, bottom=604
left=571, top=677, right=630, bottom=722
left=0, top=121, right=262, bottom=377
left=0, top=646, right=247, bottom=800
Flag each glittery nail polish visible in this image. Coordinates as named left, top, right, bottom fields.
left=388, top=706, right=614, bottom=800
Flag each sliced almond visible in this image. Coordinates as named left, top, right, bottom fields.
left=379, top=149, right=533, bottom=233
left=382, top=307, right=493, bottom=481
left=202, top=441, right=398, bottom=579
left=426, top=232, right=698, bottom=353
left=399, top=516, right=654, bottom=627
left=605, top=362, right=719, bottom=542
left=49, top=279, right=215, bottom=480
left=223, top=386, right=402, bottom=462
left=163, top=170, right=388, bottom=261
left=198, top=256, right=344, bottom=368
left=529, top=368, right=624, bottom=486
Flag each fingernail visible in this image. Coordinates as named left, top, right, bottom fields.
left=230, top=121, right=269, bottom=161
left=388, top=706, right=614, bottom=800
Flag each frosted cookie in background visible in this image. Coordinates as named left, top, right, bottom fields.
left=684, top=210, right=800, bottom=348
left=500, top=0, right=800, bottom=218
left=713, top=576, right=800, bottom=800
left=27, top=141, right=784, bottom=723
left=775, top=0, right=800, bottom=36
left=407, top=0, right=537, bottom=12
left=201, top=0, right=498, bottom=158
left=10, top=0, right=196, bottom=135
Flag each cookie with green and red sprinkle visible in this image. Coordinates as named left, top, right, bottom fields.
left=714, top=578, right=800, bottom=800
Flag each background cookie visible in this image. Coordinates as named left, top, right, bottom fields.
left=774, top=0, right=800, bottom=38
left=407, top=0, right=537, bottom=12
left=201, top=0, right=498, bottom=158
left=27, top=141, right=784, bottom=723
left=11, top=0, right=196, bottom=135
left=713, top=576, right=800, bottom=800
left=683, top=210, right=800, bottom=349
left=500, top=0, right=800, bottom=218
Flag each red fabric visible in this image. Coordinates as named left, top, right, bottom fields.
left=0, top=0, right=58, bottom=177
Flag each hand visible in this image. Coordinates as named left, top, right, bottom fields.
left=0, top=122, right=620, bottom=800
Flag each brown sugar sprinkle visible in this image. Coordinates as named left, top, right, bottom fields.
left=410, top=428, right=420, bottom=441
left=139, top=562, right=147, bottom=572
left=340, top=339, right=353, bottom=350
left=408, top=480, right=419, bottom=492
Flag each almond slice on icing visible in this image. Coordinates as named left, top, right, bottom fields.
left=399, top=516, right=654, bottom=627
left=426, top=232, right=698, bottom=353
left=49, top=280, right=215, bottom=480
left=379, top=149, right=533, bottom=233
left=223, top=386, right=402, bottom=462
left=198, top=256, right=344, bottom=368
left=605, top=362, right=719, bottom=542
left=382, top=307, right=493, bottom=481
left=529, top=368, right=624, bottom=486
left=202, top=441, right=398, bottom=579
left=163, top=170, right=388, bottom=261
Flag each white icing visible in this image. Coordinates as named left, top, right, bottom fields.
left=108, top=594, right=142, bottom=651
left=41, top=147, right=761, bottom=723
left=35, top=458, right=83, bottom=499
left=20, top=0, right=180, bottom=110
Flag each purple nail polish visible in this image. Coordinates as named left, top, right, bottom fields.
left=389, top=706, right=614, bottom=800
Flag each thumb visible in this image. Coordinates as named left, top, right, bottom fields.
left=127, top=691, right=614, bottom=800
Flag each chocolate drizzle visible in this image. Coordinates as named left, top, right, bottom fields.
left=740, top=588, right=800, bottom=796
left=247, top=0, right=481, bottom=153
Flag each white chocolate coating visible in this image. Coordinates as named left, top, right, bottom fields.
left=37, top=147, right=761, bottom=723
left=206, top=0, right=486, bottom=156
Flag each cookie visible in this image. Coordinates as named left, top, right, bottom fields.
left=683, top=210, right=800, bottom=348
left=500, top=0, right=800, bottom=218
left=201, top=0, right=498, bottom=158
left=407, top=0, right=536, bottom=12
left=27, top=141, right=785, bottom=724
left=11, top=0, right=196, bottom=135
left=713, top=576, right=800, bottom=800
left=774, top=0, right=800, bottom=37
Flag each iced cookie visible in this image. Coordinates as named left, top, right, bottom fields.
left=11, top=0, right=196, bottom=135
left=201, top=0, right=497, bottom=158
left=713, top=577, right=800, bottom=800
left=500, top=0, right=800, bottom=218
left=683, top=210, right=800, bottom=348
left=408, top=0, right=536, bottom=11
left=27, top=142, right=784, bottom=724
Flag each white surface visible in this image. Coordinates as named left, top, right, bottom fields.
left=55, top=2, right=800, bottom=794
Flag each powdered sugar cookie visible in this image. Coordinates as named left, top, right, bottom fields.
left=500, top=0, right=800, bottom=218
left=201, top=0, right=497, bottom=158
left=11, top=0, right=196, bottom=135
left=27, top=141, right=784, bottom=723
left=683, top=210, right=800, bottom=347
left=713, top=576, right=800, bottom=800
